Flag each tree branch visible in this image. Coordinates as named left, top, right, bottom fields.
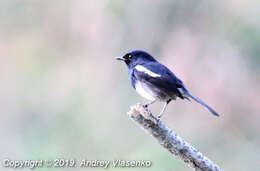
left=128, top=103, right=222, bottom=171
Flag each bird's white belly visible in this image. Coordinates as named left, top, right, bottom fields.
left=135, top=81, right=156, bottom=101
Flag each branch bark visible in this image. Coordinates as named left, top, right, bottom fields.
left=128, top=103, right=222, bottom=171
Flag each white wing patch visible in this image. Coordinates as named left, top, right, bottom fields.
left=135, top=65, right=161, bottom=78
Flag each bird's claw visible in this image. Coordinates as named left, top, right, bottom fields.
left=156, top=114, right=164, bottom=123
left=156, top=118, right=161, bottom=124
left=142, top=103, right=162, bottom=124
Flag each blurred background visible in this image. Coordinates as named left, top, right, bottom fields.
left=0, top=0, right=260, bottom=170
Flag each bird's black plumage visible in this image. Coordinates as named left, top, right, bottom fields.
left=130, top=62, right=186, bottom=100
left=116, top=50, right=219, bottom=119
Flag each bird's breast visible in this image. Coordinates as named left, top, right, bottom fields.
left=134, top=80, right=157, bottom=101
left=134, top=80, right=172, bottom=101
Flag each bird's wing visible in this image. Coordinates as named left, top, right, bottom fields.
left=132, top=62, right=186, bottom=99
left=131, top=62, right=220, bottom=116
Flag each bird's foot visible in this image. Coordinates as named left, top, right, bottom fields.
left=150, top=114, right=161, bottom=124
left=143, top=100, right=157, bottom=108
left=155, top=114, right=164, bottom=123
left=157, top=115, right=162, bottom=122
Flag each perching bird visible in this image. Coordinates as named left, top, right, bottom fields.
left=116, top=50, right=219, bottom=119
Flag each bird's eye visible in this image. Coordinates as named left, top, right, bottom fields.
left=128, top=54, right=132, bottom=60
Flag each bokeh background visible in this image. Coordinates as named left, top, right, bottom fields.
left=1, top=0, right=260, bottom=170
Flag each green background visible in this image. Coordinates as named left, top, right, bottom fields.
left=0, top=0, right=260, bottom=170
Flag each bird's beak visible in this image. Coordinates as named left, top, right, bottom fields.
left=115, top=56, right=125, bottom=61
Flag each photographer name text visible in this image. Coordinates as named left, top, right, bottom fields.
left=2, top=158, right=152, bottom=169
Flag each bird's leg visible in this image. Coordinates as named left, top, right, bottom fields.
left=157, top=99, right=171, bottom=120
left=143, top=99, right=157, bottom=108
left=157, top=103, right=168, bottom=119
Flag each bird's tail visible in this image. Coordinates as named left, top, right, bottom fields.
left=184, top=90, right=219, bottom=117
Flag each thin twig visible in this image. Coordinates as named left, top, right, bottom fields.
left=128, top=103, right=222, bottom=171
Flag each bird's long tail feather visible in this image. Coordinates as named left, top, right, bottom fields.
left=184, top=91, right=219, bottom=117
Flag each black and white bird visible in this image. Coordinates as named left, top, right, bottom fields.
left=116, top=50, right=219, bottom=119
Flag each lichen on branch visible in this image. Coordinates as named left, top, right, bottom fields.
left=128, top=103, right=222, bottom=171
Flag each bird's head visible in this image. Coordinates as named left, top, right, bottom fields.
left=116, top=50, right=157, bottom=68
